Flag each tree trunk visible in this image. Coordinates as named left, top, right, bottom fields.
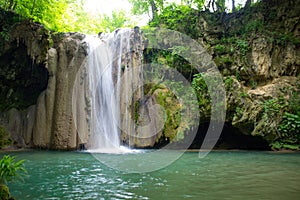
left=150, top=0, right=158, bottom=20
left=232, top=0, right=236, bottom=12
left=245, top=0, right=252, bottom=9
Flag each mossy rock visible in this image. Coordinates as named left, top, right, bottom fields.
left=0, top=184, right=13, bottom=200
left=152, top=87, right=183, bottom=142
left=0, top=126, right=12, bottom=149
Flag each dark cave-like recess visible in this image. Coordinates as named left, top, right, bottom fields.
left=0, top=41, right=48, bottom=111
left=189, top=122, right=270, bottom=150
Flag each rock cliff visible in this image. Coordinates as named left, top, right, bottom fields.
left=147, top=0, right=299, bottom=150
left=0, top=0, right=299, bottom=150
left=0, top=20, right=88, bottom=149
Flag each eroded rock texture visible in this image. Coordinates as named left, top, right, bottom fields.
left=0, top=21, right=88, bottom=149
left=0, top=0, right=299, bottom=150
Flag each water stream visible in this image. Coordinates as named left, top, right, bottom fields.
left=85, top=29, right=132, bottom=153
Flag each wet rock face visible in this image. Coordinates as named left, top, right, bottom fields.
left=0, top=21, right=49, bottom=112
left=0, top=21, right=88, bottom=150
left=0, top=41, right=48, bottom=111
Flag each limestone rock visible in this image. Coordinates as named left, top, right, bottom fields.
left=0, top=21, right=88, bottom=150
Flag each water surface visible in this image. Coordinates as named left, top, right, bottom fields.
left=2, top=150, right=300, bottom=199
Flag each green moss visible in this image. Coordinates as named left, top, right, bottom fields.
left=244, top=19, right=264, bottom=33
left=235, top=106, right=243, bottom=118
left=0, top=126, right=12, bottom=149
left=214, top=44, right=227, bottom=55
left=191, top=73, right=211, bottom=109
left=0, top=184, right=11, bottom=200
left=275, top=33, right=300, bottom=46
left=133, top=101, right=140, bottom=125
left=224, top=76, right=234, bottom=90
left=214, top=55, right=233, bottom=67
left=239, top=91, right=248, bottom=98
left=145, top=86, right=183, bottom=143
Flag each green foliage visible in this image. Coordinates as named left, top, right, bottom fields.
left=0, top=127, right=12, bottom=149
left=192, top=73, right=207, bottom=92
left=0, top=0, right=133, bottom=34
left=129, top=0, right=205, bottom=21
left=288, top=92, right=300, bottom=115
left=278, top=112, right=300, bottom=137
left=263, top=98, right=285, bottom=119
left=134, top=100, right=140, bottom=124
left=271, top=141, right=299, bottom=151
left=192, top=73, right=211, bottom=109
left=243, top=19, right=265, bottom=33
left=0, top=27, right=9, bottom=42
left=98, top=11, right=129, bottom=33
left=147, top=85, right=183, bottom=142
left=262, top=94, right=300, bottom=150
left=129, top=0, right=163, bottom=18
left=213, top=36, right=249, bottom=69
left=276, top=91, right=300, bottom=150
left=239, top=91, right=248, bottom=98
left=235, top=106, right=243, bottom=118
left=143, top=48, right=196, bottom=81
left=185, top=0, right=205, bottom=10
left=164, top=79, right=198, bottom=115
left=214, top=44, right=227, bottom=55
left=215, top=0, right=226, bottom=12
left=150, top=4, right=199, bottom=38
left=275, top=33, right=300, bottom=46
left=224, top=76, right=234, bottom=90
left=0, top=155, right=27, bottom=184
left=235, top=38, right=249, bottom=55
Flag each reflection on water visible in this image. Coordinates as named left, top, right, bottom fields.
left=85, top=145, right=143, bottom=154
left=2, top=151, right=300, bottom=199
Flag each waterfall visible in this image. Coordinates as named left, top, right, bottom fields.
left=85, top=29, right=132, bottom=153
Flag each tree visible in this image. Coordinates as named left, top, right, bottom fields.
left=205, top=0, right=226, bottom=12
left=129, top=0, right=164, bottom=20
left=0, top=0, right=72, bottom=31
left=245, top=0, right=252, bottom=9
left=0, top=0, right=135, bottom=34
left=231, top=0, right=236, bottom=12
left=99, top=11, right=129, bottom=33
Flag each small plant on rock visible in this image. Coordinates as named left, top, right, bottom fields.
left=0, top=155, right=27, bottom=200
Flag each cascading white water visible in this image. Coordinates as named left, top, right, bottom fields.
left=85, top=29, right=132, bottom=153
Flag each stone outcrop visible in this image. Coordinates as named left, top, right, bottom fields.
left=142, top=0, right=299, bottom=149
left=0, top=0, right=299, bottom=150
left=0, top=21, right=88, bottom=149
left=33, top=32, right=87, bottom=149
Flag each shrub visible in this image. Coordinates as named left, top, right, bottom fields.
left=0, top=155, right=27, bottom=185
left=271, top=112, right=300, bottom=150
left=0, top=155, right=26, bottom=199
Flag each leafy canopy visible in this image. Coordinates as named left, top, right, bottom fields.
left=0, top=0, right=133, bottom=33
